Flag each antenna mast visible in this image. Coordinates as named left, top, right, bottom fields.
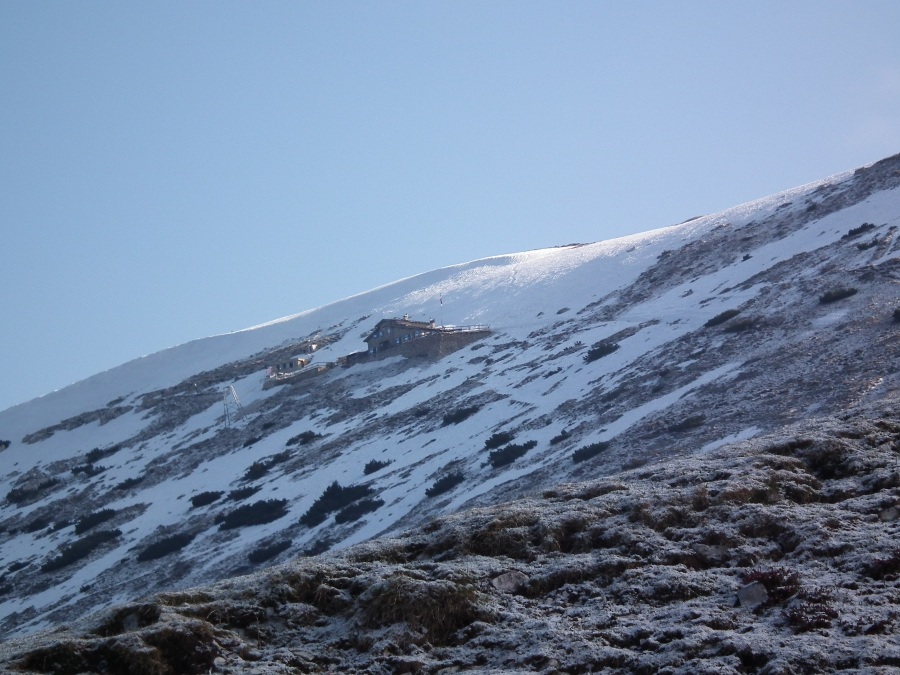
left=223, top=385, right=244, bottom=428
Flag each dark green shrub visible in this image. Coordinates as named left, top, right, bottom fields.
left=584, top=342, right=619, bottom=363
left=286, top=430, right=322, bottom=446
left=488, top=440, right=537, bottom=468
left=300, top=482, right=373, bottom=527
left=75, top=508, right=117, bottom=534
left=24, top=517, right=51, bottom=533
left=241, top=435, right=262, bottom=448
left=190, top=491, right=223, bottom=508
left=85, top=445, right=121, bottom=463
left=217, top=499, right=289, bottom=530
left=819, top=287, right=858, bottom=303
left=335, top=497, right=385, bottom=524
left=723, top=317, right=756, bottom=333
left=572, top=441, right=609, bottom=463
left=227, top=486, right=260, bottom=502
left=668, top=414, right=706, bottom=432
left=242, top=450, right=292, bottom=482
left=6, top=477, right=59, bottom=505
left=550, top=429, right=571, bottom=445
left=842, top=222, right=876, bottom=238
left=41, top=529, right=121, bottom=572
left=484, top=432, right=515, bottom=450
left=248, top=539, right=292, bottom=564
left=137, top=532, right=196, bottom=562
left=115, top=476, right=144, bottom=491
left=704, top=309, right=741, bottom=328
left=363, top=459, right=392, bottom=475
left=426, top=472, right=465, bottom=498
left=72, top=463, right=106, bottom=477
left=442, top=405, right=481, bottom=426
left=0, top=440, right=10, bottom=451
left=893, top=308, right=900, bottom=322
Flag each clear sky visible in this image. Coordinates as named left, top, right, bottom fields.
left=2, top=1, right=900, bottom=413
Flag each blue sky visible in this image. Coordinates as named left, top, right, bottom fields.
left=2, top=1, right=900, bottom=413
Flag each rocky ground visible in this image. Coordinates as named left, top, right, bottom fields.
left=5, top=394, right=900, bottom=673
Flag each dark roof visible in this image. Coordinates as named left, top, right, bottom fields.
left=364, top=317, right=437, bottom=343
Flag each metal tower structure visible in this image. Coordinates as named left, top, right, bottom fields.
left=223, top=385, right=244, bottom=428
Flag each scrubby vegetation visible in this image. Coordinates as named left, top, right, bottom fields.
left=248, top=539, right=292, bottom=564
left=6, top=477, right=59, bottom=505
left=488, top=440, right=538, bottom=468
left=426, top=472, right=465, bottom=497
left=85, top=445, right=121, bottom=464
left=583, top=341, right=619, bottom=363
left=137, top=533, right=196, bottom=562
left=704, top=308, right=741, bottom=328
left=442, top=405, right=481, bottom=426
left=819, top=287, right=858, bottom=303
left=286, top=430, right=323, bottom=446
left=190, top=491, right=223, bottom=508
left=114, top=476, right=144, bottom=491
left=74, top=508, right=117, bottom=535
left=242, top=450, right=291, bottom=482
left=227, top=486, right=260, bottom=502
left=334, top=497, right=385, bottom=524
left=572, top=441, right=609, bottom=463
left=217, top=499, right=289, bottom=530
left=842, top=222, right=876, bottom=238
left=484, top=431, right=516, bottom=450
left=363, top=459, right=392, bottom=475
left=71, top=463, right=106, bottom=477
left=41, top=529, right=121, bottom=572
left=549, top=429, right=571, bottom=445
left=668, top=414, right=706, bottom=432
left=300, top=482, right=373, bottom=527
left=0, top=440, right=10, bottom=451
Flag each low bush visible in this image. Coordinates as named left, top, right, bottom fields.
left=819, top=287, right=858, bottom=303
left=85, top=445, right=121, bottom=464
left=24, top=517, right=51, bottom=533
left=6, top=477, right=60, bottom=505
left=572, top=441, right=609, bottom=463
left=242, top=450, right=292, bottom=482
left=583, top=342, right=619, bottom=363
left=241, top=435, right=262, bottom=448
left=217, top=499, right=289, bottom=530
left=842, top=222, right=876, bottom=239
left=893, top=308, right=900, bottom=323
left=190, top=491, right=223, bottom=508
left=0, top=440, right=11, bottom=451
left=426, top=472, right=465, bottom=498
left=550, top=429, right=571, bottom=446
left=71, top=463, right=106, bottom=477
left=41, top=529, right=121, bottom=572
left=488, top=440, right=538, bottom=468
left=286, top=430, right=322, bottom=446
left=137, top=532, right=196, bottom=562
left=335, top=497, right=385, bottom=524
left=74, top=508, right=117, bottom=535
left=742, top=567, right=801, bottom=605
left=248, top=539, right=292, bottom=564
left=722, top=317, right=756, bottom=333
left=115, top=476, right=144, bottom=491
left=227, top=486, right=260, bottom=502
left=484, top=432, right=516, bottom=450
left=363, top=459, right=392, bottom=475
left=300, top=482, right=373, bottom=527
left=442, top=405, right=481, bottom=426
left=704, top=309, right=741, bottom=328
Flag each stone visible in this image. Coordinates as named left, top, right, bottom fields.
left=737, top=581, right=768, bottom=609
left=491, top=570, right=529, bottom=593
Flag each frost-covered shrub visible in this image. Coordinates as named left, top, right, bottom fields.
left=442, top=405, right=481, bottom=426
left=217, top=499, right=289, bottom=530
left=286, top=430, right=322, bottom=446
left=334, top=497, right=385, bottom=524
left=41, top=529, right=121, bottom=572
left=742, top=567, right=801, bottom=605
left=248, top=539, right=292, bottom=564
left=488, top=441, right=537, bottom=468
left=819, top=287, right=858, bottom=303
left=583, top=342, right=619, bottom=364
left=300, top=482, right=373, bottom=527
left=137, top=532, right=195, bottom=562
left=363, top=459, right=392, bottom=475
left=572, top=441, right=609, bottom=463
left=784, top=587, right=837, bottom=632
left=722, top=317, right=756, bottom=333
left=484, top=432, right=516, bottom=450
left=74, top=508, right=117, bottom=534
left=426, top=472, right=465, bottom=497
left=704, top=309, right=741, bottom=328
left=190, top=491, right=223, bottom=508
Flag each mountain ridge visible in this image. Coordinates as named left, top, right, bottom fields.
left=2, top=152, right=900, bottom=660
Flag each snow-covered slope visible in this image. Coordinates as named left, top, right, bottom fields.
left=2, top=152, right=900, bottom=641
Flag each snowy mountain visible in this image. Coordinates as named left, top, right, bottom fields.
left=2, top=151, right=900, bottom=657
